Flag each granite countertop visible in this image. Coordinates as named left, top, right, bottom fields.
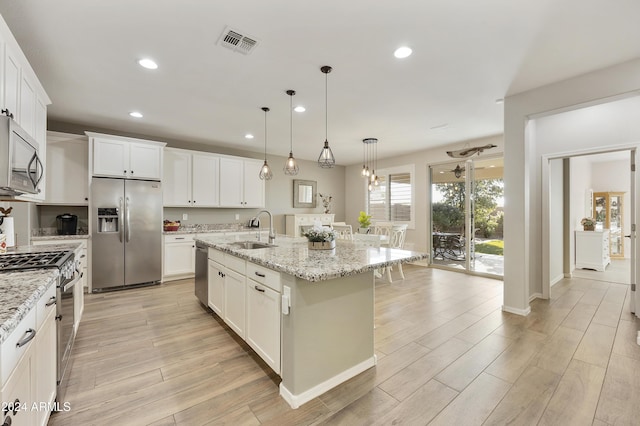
left=0, top=243, right=80, bottom=344
left=164, top=224, right=267, bottom=235
left=0, top=268, right=58, bottom=344
left=31, top=234, right=90, bottom=241
left=8, top=243, right=83, bottom=254
left=195, top=234, right=428, bottom=282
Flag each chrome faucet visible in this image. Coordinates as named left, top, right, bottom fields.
left=256, top=210, right=276, bottom=244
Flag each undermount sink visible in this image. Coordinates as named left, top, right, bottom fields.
left=228, top=241, right=276, bottom=250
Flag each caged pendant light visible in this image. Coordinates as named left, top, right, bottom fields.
left=258, top=107, right=273, bottom=180
left=362, top=138, right=379, bottom=191
left=283, top=90, right=299, bottom=175
left=317, top=65, right=336, bottom=168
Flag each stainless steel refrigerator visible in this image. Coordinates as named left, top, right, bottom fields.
left=91, top=177, right=162, bottom=290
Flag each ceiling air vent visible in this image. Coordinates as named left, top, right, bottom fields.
left=218, top=27, right=259, bottom=55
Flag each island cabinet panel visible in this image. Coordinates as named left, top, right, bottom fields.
left=207, top=259, right=225, bottom=316
left=223, top=268, right=246, bottom=339
left=280, top=272, right=375, bottom=408
left=246, top=279, right=281, bottom=374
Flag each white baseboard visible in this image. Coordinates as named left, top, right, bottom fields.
left=502, top=304, right=531, bottom=316
left=279, top=355, right=377, bottom=409
left=529, top=292, right=543, bottom=302
left=550, top=274, right=564, bottom=286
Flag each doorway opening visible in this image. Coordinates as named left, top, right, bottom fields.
left=429, top=156, right=504, bottom=277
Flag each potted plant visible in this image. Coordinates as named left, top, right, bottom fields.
left=358, top=211, right=372, bottom=234
left=303, top=227, right=337, bottom=250
left=581, top=217, right=596, bottom=231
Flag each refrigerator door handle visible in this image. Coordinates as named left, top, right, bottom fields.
left=119, top=197, right=124, bottom=243
left=126, top=197, right=131, bottom=243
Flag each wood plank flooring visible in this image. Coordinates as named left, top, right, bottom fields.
left=48, top=266, right=640, bottom=425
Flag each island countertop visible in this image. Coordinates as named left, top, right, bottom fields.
left=195, top=234, right=428, bottom=282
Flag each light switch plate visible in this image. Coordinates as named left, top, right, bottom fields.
left=182, top=213, right=188, bottom=220
left=235, top=214, right=240, bottom=220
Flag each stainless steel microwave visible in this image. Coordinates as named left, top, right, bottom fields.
left=0, top=115, right=43, bottom=196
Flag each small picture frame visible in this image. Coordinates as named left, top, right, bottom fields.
left=293, top=180, right=317, bottom=208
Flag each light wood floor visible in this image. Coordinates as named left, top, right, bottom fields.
left=49, top=265, right=640, bottom=425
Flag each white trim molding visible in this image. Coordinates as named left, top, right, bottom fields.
left=502, top=304, right=532, bottom=316
left=279, top=356, right=376, bottom=409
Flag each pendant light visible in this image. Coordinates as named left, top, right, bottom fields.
left=259, top=107, right=273, bottom=180
left=283, top=90, right=299, bottom=175
left=317, top=65, right=336, bottom=168
left=362, top=138, right=379, bottom=190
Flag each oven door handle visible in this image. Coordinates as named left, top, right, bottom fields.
left=62, top=271, right=83, bottom=293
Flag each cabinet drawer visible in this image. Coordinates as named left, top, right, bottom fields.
left=246, top=262, right=281, bottom=292
left=164, top=234, right=195, bottom=243
left=225, top=255, right=245, bottom=275
left=209, top=248, right=225, bottom=263
left=1, top=307, right=36, bottom=387
left=36, top=283, right=57, bottom=331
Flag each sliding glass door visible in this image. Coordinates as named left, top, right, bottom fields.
left=430, top=157, right=504, bottom=277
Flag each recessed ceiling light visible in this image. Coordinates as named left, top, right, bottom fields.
left=495, top=98, right=504, bottom=104
left=129, top=111, right=143, bottom=118
left=245, top=134, right=254, bottom=139
left=138, top=58, right=158, bottom=69
left=394, top=46, right=412, bottom=59
left=489, top=165, right=496, bottom=168
left=294, top=106, right=306, bottom=113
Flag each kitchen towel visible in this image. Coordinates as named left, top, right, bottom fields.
left=0, top=217, right=15, bottom=247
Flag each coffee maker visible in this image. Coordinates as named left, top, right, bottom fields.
left=56, top=213, right=78, bottom=235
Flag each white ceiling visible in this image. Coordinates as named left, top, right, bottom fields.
left=1, top=0, right=639, bottom=166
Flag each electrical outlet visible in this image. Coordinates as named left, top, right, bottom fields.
left=182, top=213, right=188, bottom=220
left=235, top=214, right=240, bottom=220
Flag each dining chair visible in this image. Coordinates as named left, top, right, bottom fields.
left=372, top=221, right=393, bottom=245
left=331, top=224, right=353, bottom=240
left=383, top=224, right=408, bottom=282
left=353, top=233, right=382, bottom=247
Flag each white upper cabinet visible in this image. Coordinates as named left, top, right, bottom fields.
left=163, top=148, right=192, bottom=206
left=163, top=148, right=219, bottom=207
left=1, top=15, right=51, bottom=201
left=219, top=157, right=264, bottom=208
left=44, top=132, right=89, bottom=205
left=88, top=133, right=165, bottom=180
left=1, top=45, right=20, bottom=119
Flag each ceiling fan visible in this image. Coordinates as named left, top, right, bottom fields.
left=446, top=143, right=497, bottom=158
left=448, top=163, right=488, bottom=178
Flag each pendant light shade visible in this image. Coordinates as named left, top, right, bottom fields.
left=317, top=65, right=336, bottom=168
left=259, top=107, right=273, bottom=180
left=283, top=90, right=299, bottom=175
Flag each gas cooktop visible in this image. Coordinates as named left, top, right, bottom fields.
left=0, top=251, right=73, bottom=271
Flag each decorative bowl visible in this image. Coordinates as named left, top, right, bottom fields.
left=164, top=224, right=180, bottom=232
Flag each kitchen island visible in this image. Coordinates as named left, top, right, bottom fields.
left=195, top=234, right=428, bottom=408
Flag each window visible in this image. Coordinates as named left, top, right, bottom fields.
left=367, top=165, right=414, bottom=226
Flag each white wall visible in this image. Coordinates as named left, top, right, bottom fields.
left=504, top=58, right=640, bottom=314
left=548, top=159, right=564, bottom=284
left=345, top=134, right=504, bottom=252
left=569, top=156, right=592, bottom=270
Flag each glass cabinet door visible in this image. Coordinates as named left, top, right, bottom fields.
left=593, top=191, right=624, bottom=258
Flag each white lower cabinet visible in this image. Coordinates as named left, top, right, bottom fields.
left=207, top=258, right=225, bottom=316
left=223, top=268, right=246, bottom=339
left=246, top=279, right=281, bottom=374
left=1, top=286, right=57, bottom=426
left=1, top=346, right=34, bottom=426
left=34, top=306, right=57, bottom=426
left=163, top=235, right=196, bottom=280
left=575, top=230, right=610, bottom=271
left=208, top=248, right=281, bottom=374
